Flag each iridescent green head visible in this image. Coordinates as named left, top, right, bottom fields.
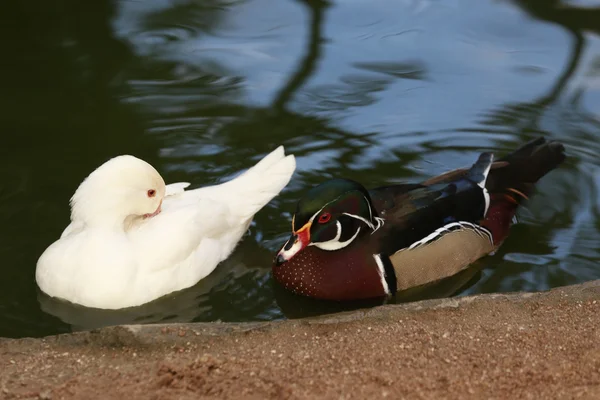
left=275, top=178, right=380, bottom=265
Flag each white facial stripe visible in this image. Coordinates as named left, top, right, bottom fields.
left=278, top=236, right=306, bottom=260
left=342, top=213, right=374, bottom=230
left=297, top=192, right=380, bottom=252
left=363, top=195, right=373, bottom=221
left=312, top=226, right=361, bottom=251
left=316, top=221, right=341, bottom=245
left=298, top=201, right=331, bottom=232
left=303, top=192, right=377, bottom=230
left=373, top=254, right=391, bottom=295
left=342, top=213, right=385, bottom=233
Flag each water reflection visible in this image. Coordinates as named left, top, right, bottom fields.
left=2, top=0, right=600, bottom=337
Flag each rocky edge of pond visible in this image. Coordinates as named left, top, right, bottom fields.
left=1, top=280, right=599, bottom=400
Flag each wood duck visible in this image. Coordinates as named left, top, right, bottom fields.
left=272, top=137, right=566, bottom=301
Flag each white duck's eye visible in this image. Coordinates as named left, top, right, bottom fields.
left=147, top=189, right=156, bottom=198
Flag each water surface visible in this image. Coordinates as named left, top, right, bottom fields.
left=2, top=0, right=600, bottom=338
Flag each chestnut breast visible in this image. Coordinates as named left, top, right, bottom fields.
left=272, top=243, right=386, bottom=301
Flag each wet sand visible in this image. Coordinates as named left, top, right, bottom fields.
left=1, top=280, right=599, bottom=399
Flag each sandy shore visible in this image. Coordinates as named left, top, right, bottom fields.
left=1, top=280, right=599, bottom=399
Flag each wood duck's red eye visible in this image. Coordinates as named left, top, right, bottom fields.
left=147, top=189, right=156, bottom=198
left=318, top=212, right=331, bottom=224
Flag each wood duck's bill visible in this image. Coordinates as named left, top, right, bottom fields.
left=275, top=221, right=311, bottom=265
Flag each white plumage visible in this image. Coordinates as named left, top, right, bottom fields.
left=36, top=146, right=296, bottom=309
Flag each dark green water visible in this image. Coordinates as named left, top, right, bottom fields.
left=1, top=0, right=600, bottom=338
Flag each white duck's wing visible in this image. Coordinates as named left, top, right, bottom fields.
left=129, top=146, right=294, bottom=273
left=128, top=197, right=235, bottom=272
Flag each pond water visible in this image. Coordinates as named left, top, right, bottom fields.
left=2, top=0, right=600, bottom=338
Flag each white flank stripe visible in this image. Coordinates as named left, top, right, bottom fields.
left=343, top=213, right=374, bottom=230
left=342, top=213, right=385, bottom=233
left=406, top=221, right=493, bottom=251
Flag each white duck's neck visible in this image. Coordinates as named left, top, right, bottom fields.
left=70, top=193, right=137, bottom=232
left=77, top=214, right=131, bottom=231
left=71, top=202, right=134, bottom=231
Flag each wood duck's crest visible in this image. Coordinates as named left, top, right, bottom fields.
left=293, top=178, right=374, bottom=228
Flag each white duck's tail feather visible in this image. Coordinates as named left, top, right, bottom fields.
left=226, top=146, right=296, bottom=219
left=237, top=145, right=287, bottom=178
left=192, top=146, right=296, bottom=220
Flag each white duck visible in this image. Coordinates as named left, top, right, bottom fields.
left=36, top=146, right=296, bottom=310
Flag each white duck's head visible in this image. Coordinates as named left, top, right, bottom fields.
left=70, top=155, right=166, bottom=227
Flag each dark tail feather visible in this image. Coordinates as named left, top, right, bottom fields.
left=482, top=137, right=565, bottom=245
left=486, top=137, right=566, bottom=201
left=466, top=152, right=494, bottom=187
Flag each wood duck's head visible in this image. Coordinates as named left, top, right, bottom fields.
left=274, top=178, right=381, bottom=266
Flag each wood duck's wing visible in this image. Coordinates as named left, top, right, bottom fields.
left=369, top=153, right=494, bottom=255
left=368, top=138, right=565, bottom=295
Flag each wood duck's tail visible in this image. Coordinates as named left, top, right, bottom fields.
left=482, top=137, right=566, bottom=245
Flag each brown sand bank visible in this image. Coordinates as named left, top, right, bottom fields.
left=1, top=280, right=600, bottom=400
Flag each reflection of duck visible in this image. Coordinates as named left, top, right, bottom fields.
left=36, top=146, right=296, bottom=310
left=273, top=138, right=565, bottom=301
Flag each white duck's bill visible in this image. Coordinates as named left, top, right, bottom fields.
left=143, top=201, right=162, bottom=219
